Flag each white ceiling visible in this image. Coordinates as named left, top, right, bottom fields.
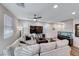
left=2, top=3, right=79, bottom=23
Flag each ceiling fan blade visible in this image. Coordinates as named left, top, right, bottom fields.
left=37, top=16, right=42, bottom=19
left=33, top=14, right=42, bottom=19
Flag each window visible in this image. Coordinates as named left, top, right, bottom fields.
left=4, top=14, right=13, bottom=39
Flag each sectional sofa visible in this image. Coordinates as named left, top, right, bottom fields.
left=2, top=36, right=71, bottom=56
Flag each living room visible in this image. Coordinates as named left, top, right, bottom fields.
left=0, top=3, right=79, bottom=56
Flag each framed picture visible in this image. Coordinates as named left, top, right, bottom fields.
left=75, top=24, right=79, bottom=37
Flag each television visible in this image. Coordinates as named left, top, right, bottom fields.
left=30, top=26, right=43, bottom=34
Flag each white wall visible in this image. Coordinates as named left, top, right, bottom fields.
left=73, top=19, right=79, bottom=48
left=19, top=19, right=74, bottom=39
left=62, top=19, right=73, bottom=32
left=19, top=20, right=56, bottom=38
left=61, top=19, right=79, bottom=48
left=0, top=4, right=18, bottom=55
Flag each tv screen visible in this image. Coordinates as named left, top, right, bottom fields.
left=30, top=26, right=43, bottom=34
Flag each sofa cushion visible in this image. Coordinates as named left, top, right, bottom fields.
left=40, top=42, right=56, bottom=53
left=25, top=40, right=36, bottom=45
left=14, top=44, right=39, bottom=56
left=56, top=40, right=69, bottom=48
left=40, top=46, right=71, bottom=56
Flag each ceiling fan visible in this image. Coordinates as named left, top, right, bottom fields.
left=33, top=14, right=42, bottom=21
left=33, top=14, right=42, bottom=19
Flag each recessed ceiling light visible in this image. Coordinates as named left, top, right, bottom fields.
left=72, top=12, right=76, bottom=15
left=53, top=5, right=58, bottom=8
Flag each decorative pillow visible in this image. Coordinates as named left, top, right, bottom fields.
left=40, top=42, right=56, bottom=53
left=25, top=36, right=31, bottom=41
left=20, top=41, right=26, bottom=44
left=56, top=40, right=69, bottom=48
left=25, top=40, right=36, bottom=45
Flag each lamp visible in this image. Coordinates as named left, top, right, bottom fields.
left=33, top=19, right=37, bottom=21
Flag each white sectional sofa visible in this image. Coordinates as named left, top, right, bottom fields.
left=2, top=36, right=71, bottom=56
left=14, top=40, right=71, bottom=56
